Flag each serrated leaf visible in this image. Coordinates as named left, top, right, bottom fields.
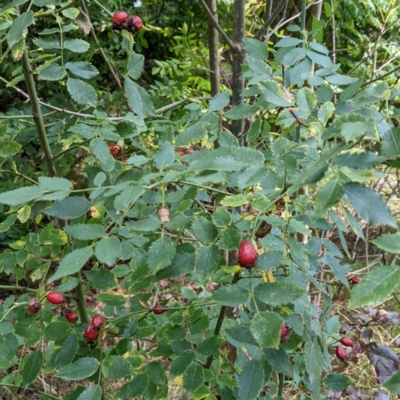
left=305, top=340, right=324, bottom=384
left=237, top=166, right=269, bottom=189
left=220, top=194, right=248, bottom=207
left=90, top=137, right=114, bottom=171
left=243, top=38, right=268, bottom=60
left=381, top=127, right=400, bottom=157
left=0, top=214, right=17, bottom=233
left=55, top=357, right=100, bottom=380
left=254, top=282, right=305, bottom=306
left=333, top=151, right=385, bottom=170
left=259, top=81, right=294, bottom=107
left=296, top=87, right=317, bottom=112
left=250, top=311, right=283, bottom=349
left=44, top=197, right=90, bottom=219
left=175, top=122, right=208, bottom=146
left=183, top=362, right=204, bottom=393
left=147, top=236, right=176, bottom=273
left=102, top=356, right=133, bottom=380
left=117, top=374, right=149, bottom=399
left=127, top=52, right=145, bottom=80
left=212, top=208, right=232, bottom=227
left=47, top=246, right=93, bottom=283
left=95, top=236, right=121, bottom=266
left=124, top=77, right=155, bottom=118
left=64, top=39, right=90, bottom=53
left=213, top=284, right=248, bottom=306
left=224, top=104, right=259, bottom=120
left=125, top=216, right=161, bottom=232
left=195, top=245, right=220, bottom=282
left=264, top=348, right=293, bottom=376
left=64, top=224, right=106, bottom=240
left=8, top=11, right=33, bottom=47
left=54, top=333, right=79, bottom=367
left=170, top=350, right=195, bottom=376
left=191, top=216, right=218, bottom=245
left=225, top=325, right=256, bottom=344
left=238, top=359, right=264, bottom=400
left=38, top=177, right=71, bottom=191
left=372, top=233, right=400, bottom=254
left=220, top=228, right=241, bottom=250
left=275, top=37, right=303, bottom=47
left=154, top=142, right=175, bottom=170
left=316, top=180, right=343, bottom=209
left=324, top=373, right=353, bottom=392
left=343, top=183, right=398, bottom=228
left=383, top=370, right=400, bottom=394
left=114, top=185, right=143, bottom=210
left=0, top=186, right=45, bottom=206
left=256, top=250, right=283, bottom=271
left=348, top=265, right=400, bottom=308
left=65, top=62, right=99, bottom=79
left=85, top=270, right=116, bottom=290
left=209, top=92, right=230, bottom=112
left=22, top=350, right=43, bottom=385
left=38, top=63, right=66, bottom=80
left=76, top=385, right=102, bottom=400
left=67, top=78, right=97, bottom=106
left=325, top=74, right=355, bottom=85
left=0, top=141, right=22, bottom=157
left=321, top=253, right=349, bottom=287
left=307, top=50, right=332, bottom=68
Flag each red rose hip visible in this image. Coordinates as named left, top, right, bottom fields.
left=336, top=346, right=347, bottom=360
left=112, top=11, right=128, bottom=24
left=128, top=15, right=143, bottom=33
left=350, top=276, right=361, bottom=284
left=280, top=323, right=291, bottom=343
left=28, top=301, right=41, bottom=313
left=66, top=311, right=79, bottom=323
left=340, top=337, right=353, bottom=347
left=46, top=291, right=64, bottom=304
left=238, top=240, right=258, bottom=269
left=153, top=304, right=164, bottom=315
left=91, top=315, right=104, bottom=328
left=84, top=325, right=99, bottom=342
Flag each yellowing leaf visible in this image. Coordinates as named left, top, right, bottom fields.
left=173, top=376, right=183, bottom=386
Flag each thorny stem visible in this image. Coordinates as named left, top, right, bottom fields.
left=21, top=51, right=56, bottom=176
left=204, top=271, right=241, bottom=369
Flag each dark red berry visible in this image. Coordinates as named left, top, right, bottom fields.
left=336, top=346, right=347, bottom=360
left=130, top=15, right=143, bottom=32
left=84, top=324, right=99, bottom=342
left=112, top=11, right=128, bottom=24
left=153, top=304, right=164, bottom=315
left=66, top=311, right=79, bottom=323
left=178, top=150, right=185, bottom=157
left=46, top=291, right=64, bottom=304
left=91, top=315, right=104, bottom=328
left=238, top=240, right=258, bottom=269
left=340, top=337, right=353, bottom=347
left=28, top=301, right=41, bottom=313
left=109, top=143, right=122, bottom=158
left=280, top=323, right=291, bottom=343
left=350, top=276, right=361, bottom=284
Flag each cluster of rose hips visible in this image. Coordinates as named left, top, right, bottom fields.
left=111, top=11, right=143, bottom=33
left=84, top=315, right=104, bottom=342
left=28, top=291, right=65, bottom=314
left=177, top=149, right=195, bottom=157
left=336, top=336, right=353, bottom=360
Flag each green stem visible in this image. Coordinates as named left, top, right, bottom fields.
left=0, top=383, right=62, bottom=400
left=21, top=51, right=56, bottom=176
left=204, top=272, right=240, bottom=369
left=0, top=285, right=37, bottom=293
left=278, top=372, right=285, bottom=396
left=75, top=272, right=89, bottom=323
left=300, top=0, right=307, bottom=37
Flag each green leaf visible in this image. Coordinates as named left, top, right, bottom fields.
left=275, top=37, right=303, bottom=47
left=212, top=208, right=232, bottom=227
left=264, top=348, right=293, bottom=376
left=102, top=356, right=133, bottom=380
left=196, top=336, right=223, bottom=356
left=0, top=141, right=21, bottom=157
left=224, top=104, right=259, bottom=120
left=38, top=63, right=66, bottom=81
left=225, top=326, right=256, bottom=344
left=256, top=251, right=283, bottom=271
left=114, top=185, right=143, bottom=210
left=126, top=155, right=149, bottom=166
left=250, top=311, right=283, bottom=349
left=381, top=127, right=400, bottom=157
left=213, top=284, right=248, bottom=306
left=0, top=333, right=19, bottom=359
left=316, top=181, right=343, bottom=209
left=348, top=265, right=400, bottom=308
left=237, top=166, right=269, bottom=189
left=44, top=197, right=91, bottom=219
left=38, top=177, right=71, bottom=191
left=254, top=282, right=305, bottom=306
left=209, top=92, right=230, bottom=112
left=333, top=151, right=384, bottom=169
left=304, top=340, right=324, bottom=384
left=220, top=228, right=241, bottom=250
left=117, top=374, right=149, bottom=399
left=321, top=253, right=349, bottom=287
left=22, top=350, right=43, bottom=385
left=125, top=216, right=161, bottom=232
left=65, top=62, right=99, bottom=79
left=0, top=186, right=45, bottom=206
left=8, top=10, right=33, bottom=47
left=372, top=233, right=400, bottom=254
left=90, top=138, right=114, bottom=171
left=325, top=74, right=355, bottom=85
left=75, top=385, right=102, bottom=400
left=220, top=194, right=248, bottom=207
left=344, top=207, right=365, bottom=239
left=1, top=0, right=29, bottom=12
left=296, top=87, right=317, bottom=112
left=340, top=78, right=363, bottom=101
left=127, top=52, right=145, bottom=80
left=243, top=38, right=268, bottom=60
left=47, top=246, right=93, bottom=283
left=238, top=359, right=264, bottom=400
left=62, top=7, right=80, bottom=19
left=154, top=142, right=175, bottom=170
left=54, top=333, right=79, bottom=367
left=33, top=37, right=60, bottom=50
left=191, top=216, right=218, bottom=245
left=95, top=236, right=121, bottom=266
left=124, top=77, right=155, bottom=118
left=55, top=357, right=100, bottom=380
left=64, top=224, right=106, bottom=240
left=324, top=373, right=353, bottom=392
left=259, top=81, right=294, bottom=107
left=147, top=236, right=176, bottom=273
left=95, top=293, right=125, bottom=307
left=170, top=350, right=195, bottom=376
left=343, top=183, right=398, bottom=228
left=306, top=50, right=332, bottom=68
left=383, top=370, right=400, bottom=394
left=183, top=363, right=204, bottom=393
left=67, top=78, right=97, bottom=107
left=85, top=270, right=116, bottom=290
left=195, top=245, right=220, bottom=282
left=64, top=39, right=90, bottom=53
left=0, top=214, right=17, bottom=233
left=175, top=122, right=208, bottom=146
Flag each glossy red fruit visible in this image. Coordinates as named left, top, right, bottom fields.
left=336, top=346, right=347, bottom=360
left=340, top=337, right=353, bottom=347
left=351, top=276, right=361, bottom=284
left=153, top=304, right=164, bottom=315
left=112, top=11, right=128, bottom=24
left=66, top=311, right=79, bottom=323
left=109, top=143, right=122, bottom=158
left=178, top=150, right=185, bottom=156
left=128, top=15, right=143, bottom=33
left=46, top=291, right=64, bottom=304
left=280, top=323, right=290, bottom=343
left=84, top=324, right=99, bottom=342
left=238, top=240, right=258, bottom=269
left=28, top=301, right=41, bottom=313
left=92, top=315, right=104, bottom=328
